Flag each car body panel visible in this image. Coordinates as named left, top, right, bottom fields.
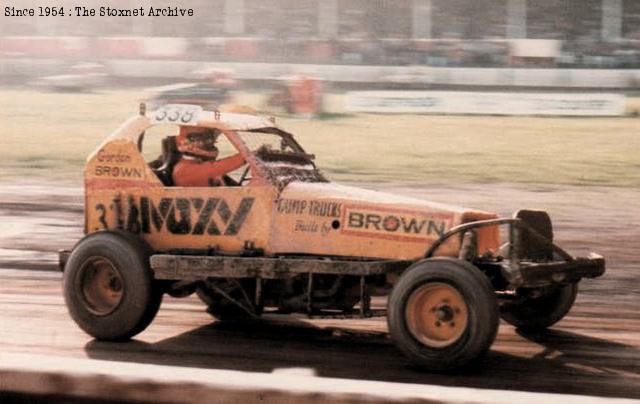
left=270, top=182, right=481, bottom=260
left=84, top=105, right=501, bottom=261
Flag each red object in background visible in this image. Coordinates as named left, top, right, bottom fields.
left=289, top=76, right=322, bottom=116
left=307, top=41, right=333, bottom=62
left=96, top=38, right=141, bottom=58
left=0, top=37, right=78, bottom=57
left=224, top=39, right=260, bottom=58
left=267, top=75, right=323, bottom=116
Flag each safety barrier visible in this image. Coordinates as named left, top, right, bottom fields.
left=345, top=91, right=628, bottom=116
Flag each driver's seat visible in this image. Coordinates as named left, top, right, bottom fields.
left=151, top=136, right=180, bottom=186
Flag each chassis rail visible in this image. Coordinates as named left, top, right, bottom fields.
left=150, top=255, right=412, bottom=280
left=151, top=255, right=413, bottom=318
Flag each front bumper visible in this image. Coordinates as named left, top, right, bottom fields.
left=425, top=217, right=606, bottom=288
left=514, top=252, right=605, bottom=288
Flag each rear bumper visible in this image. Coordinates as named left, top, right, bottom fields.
left=517, top=253, right=605, bottom=288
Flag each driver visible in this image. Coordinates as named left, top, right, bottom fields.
left=172, top=126, right=246, bottom=187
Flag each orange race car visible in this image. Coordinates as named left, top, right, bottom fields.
left=61, top=103, right=605, bottom=370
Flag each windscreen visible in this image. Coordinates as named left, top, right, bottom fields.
left=238, top=129, right=327, bottom=188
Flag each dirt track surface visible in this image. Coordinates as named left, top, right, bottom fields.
left=1, top=180, right=639, bottom=399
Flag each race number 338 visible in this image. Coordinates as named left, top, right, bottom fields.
left=152, top=105, right=202, bottom=124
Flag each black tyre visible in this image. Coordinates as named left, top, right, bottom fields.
left=514, top=209, right=554, bottom=260
left=63, top=231, right=162, bottom=340
left=387, top=258, right=499, bottom=371
left=196, top=279, right=260, bottom=321
left=501, top=283, right=578, bottom=331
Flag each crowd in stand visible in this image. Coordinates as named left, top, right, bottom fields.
left=2, top=0, right=639, bottom=68
left=187, top=37, right=639, bottom=69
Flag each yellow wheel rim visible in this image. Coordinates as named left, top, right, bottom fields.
left=80, top=257, right=123, bottom=316
left=405, top=282, right=469, bottom=348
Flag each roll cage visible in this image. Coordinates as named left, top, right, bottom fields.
left=104, top=104, right=325, bottom=188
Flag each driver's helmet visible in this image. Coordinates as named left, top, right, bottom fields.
left=177, top=127, right=220, bottom=159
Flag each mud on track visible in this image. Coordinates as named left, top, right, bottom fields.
left=0, top=180, right=639, bottom=399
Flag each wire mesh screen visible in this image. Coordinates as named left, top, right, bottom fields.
left=238, top=131, right=290, bottom=152
left=238, top=131, right=327, bottom=189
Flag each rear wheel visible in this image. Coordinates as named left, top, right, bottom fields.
left=196, top=279, right=261, bottom=321
left=63, top=231, right=162, bottom=340
left=501, top=283, right=578, bottom=331
left=387, top=258, right=499, bottom=371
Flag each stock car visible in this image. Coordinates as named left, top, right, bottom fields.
left=60, top=103, right=605, bottom=370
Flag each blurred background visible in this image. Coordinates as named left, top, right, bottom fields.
left=0, top=0, right=638, bottom=186
left=2, top=0, right=640, bottom=70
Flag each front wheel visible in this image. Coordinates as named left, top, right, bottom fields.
left=63, top=231, right=162, bottom=340
left=387, top=258, right=499, bottom=371
left=500, top=283, right=578, bottom=331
